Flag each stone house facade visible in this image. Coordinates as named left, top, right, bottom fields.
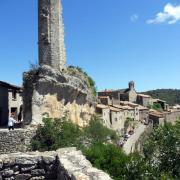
left=98, top=81, right=137, bottom=103
left=96, top=104, right=111, bottom=128
left=137, top=94, right=152, bottom=107
left=96, top=102, right=149, bottom=134
left=0, top=81, right=22, bottom=126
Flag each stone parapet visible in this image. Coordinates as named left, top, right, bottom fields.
left=0, top=148, right=112, bottom=180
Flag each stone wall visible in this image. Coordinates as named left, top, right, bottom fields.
left=0, top=128, right=36, bottom=154
left=134, top=123, right=153, bottom=154
left=0, top=148, right=112, bottom=180
left=164, top=110, right=180, bottom=124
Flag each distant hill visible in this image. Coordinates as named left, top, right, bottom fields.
left=143, top=89, right=180, bottom=106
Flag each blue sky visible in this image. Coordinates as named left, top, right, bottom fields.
left=0, top=0, right=180, bottom=91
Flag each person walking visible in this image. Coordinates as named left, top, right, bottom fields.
left=8, top=114, right=17, bottom=130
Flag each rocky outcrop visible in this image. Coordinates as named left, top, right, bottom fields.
left=23, top=65, right=96, bottom=126
left=0, top=148, right=112, bottom=180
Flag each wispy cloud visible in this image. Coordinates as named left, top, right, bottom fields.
left=147, top=3, right=180, bottom=24
left=130, top=14, right=139, bottom=22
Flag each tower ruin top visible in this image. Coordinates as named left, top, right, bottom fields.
left=38, top=0, right=66, bottom=70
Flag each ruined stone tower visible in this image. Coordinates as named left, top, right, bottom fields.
left=38, top=0, right=66, bottom=70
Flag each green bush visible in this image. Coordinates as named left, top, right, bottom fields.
left=83, top=121, right=180, bottom=180
left=84, top=143, right=156, bottom=180
left=84, top=117, right=118, bottom=144
left=152, top=102, right=163, bottom=111
left=84, top=143, right=129, bottom=179
left=143, top=121, right=180, bottom=179
left=31, top=116, right=117, bottom=151
left=31, top=115, right=180, bottom=179
left=31, top=117, right=83, bottom=151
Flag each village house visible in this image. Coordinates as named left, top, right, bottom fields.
left=136, top=94, right=152, bottom=107
left=96, top=100, right=149, bottom=134
left=0, top=81, right=22, bottom=127
left=98, top=81, right=137, bottom=103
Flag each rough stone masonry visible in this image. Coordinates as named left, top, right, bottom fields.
left=38, top=0, right=66, bottom=70
left=0, top=148, right=112, bottom=180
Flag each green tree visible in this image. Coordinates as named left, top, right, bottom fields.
left=84, top=116, right=118, bottom=144
left=31, top=117, right=82, bottom=151
left=143, top=121, right=180, bottom=179
left=84, top=143, right=129, bottom=180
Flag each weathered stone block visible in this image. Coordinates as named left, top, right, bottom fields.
left=4, top=157, right=16, bottom=167
left=0, top=159, right=3, bottom=170
left=30, top=176, right=45, bottom=180
left=42, top=155, right=57, bottom=164
left=16, top=156, right=41, bottom=165
left=20, top=165, right=37, bottom=172
left=31, top=169, right=45, bottom=176
left=15, top=174, right=31, bottom=180
left=1, top=168, right=14, bottom=177
left=4, top=177, right=14, bottom=180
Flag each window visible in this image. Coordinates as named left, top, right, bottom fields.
left=12, top=90, right=17, bottom=100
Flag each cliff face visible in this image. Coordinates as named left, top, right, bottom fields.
left=23, top=65, right=96, bottom=126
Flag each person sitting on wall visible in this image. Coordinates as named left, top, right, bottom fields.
left=8, top=113, right=18, bottom=130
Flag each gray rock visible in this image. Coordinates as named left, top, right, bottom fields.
left=31, top=169, right=45, bottom=176
left=12, top=166, right=19, bottom=172
left=4, top=177, right=14, bottom=180
left=30, top=176, right=45, bottom=180
left=0, top=159, right=3, bottom=169
left=45, top=164, right=57, bottom=171
left=16, top=156, right=41, bottom=165
left=4, top=157, right=16, bottom=167
left=21, top=165, right=37, bottom=172
left=2, top=169, right=14, bottom=177
left=42, top=155, right=56, bottom=164
left=15, top=174, right=31, bottom=180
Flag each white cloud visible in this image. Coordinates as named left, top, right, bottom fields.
left=147, top=3, right=180, bottom=24
left=130, top=14, right=139, bottom=22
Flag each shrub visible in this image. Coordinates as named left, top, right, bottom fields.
left=31, top=116, right=117, bottom=151
left=31, top=117, right=83, bottom=151
left=84, top=116, right=118, bottom=144
left=143, top=121, right=180, bottom=179
left=84, top=143, right=129, bottom=179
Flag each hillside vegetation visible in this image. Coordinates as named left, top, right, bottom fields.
left=144, top=89, right=180, bottom=105
left=31, top=116, right=180, bottom=179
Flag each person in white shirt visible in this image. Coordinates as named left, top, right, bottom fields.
left=8, top=114, right=17, bottom=130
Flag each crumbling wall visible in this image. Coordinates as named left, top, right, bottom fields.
left=0, top=148, right=112, bottom=180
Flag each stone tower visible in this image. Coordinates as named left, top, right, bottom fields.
left=38, top=0, right=66, bottom=70
left=129, top=81, right=135, bottom=90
